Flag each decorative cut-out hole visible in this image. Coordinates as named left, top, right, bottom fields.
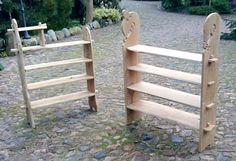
left=212, top=24, right=216, bottom=32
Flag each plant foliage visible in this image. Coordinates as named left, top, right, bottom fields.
left=93, top=7, right=121, bottom=23
left=161, top=0, right=182, bottom=10
left=188, top=5, right=216, bottom=15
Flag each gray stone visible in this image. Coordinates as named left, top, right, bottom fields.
left=162, top=149, right=175, bottom=156
left=180, top=130, right=192, bottom=137
left=79, top=145, right=90, bottom=152
left=137, top=143, right=146, bottom=150
left=104, top=156, right=117, bottom=161
left=65, top=151, right=84, bottom=161
left=109, top=150, right=120, bottom=156
left=144, top=147, right=156, bottom=153
left=162, top=134, right=169, bottom=140
left=131, top=152, right=150, bottom=161
left=62, top=28, right=71, bottom=37
left=142, top=132, right=153, bottom=141
left=94, top=150, right=107, bottom=159
left=47, top=30, right=57, bottom=41
left=75, top=27, right=82, bottom=34
left=92, top=20, right=101, bottom=29
left=220, top=156, right=229, bottom=161
left=108, top=19, right=113, bottom=25
left=5, top=31, right=15, bottom=55
left=0, top=38, right=5, bottom=49
left=55, top=31, right=65, bottom=40
left=171, top=135, right=183, bottom=144
left=123, top=144, right=134, bottom=151
left=200, top=155, right=215, bottom=161
left=69, top=27, right=77, bottom=35
left=69, top=27, right=82, bottom=35
left=44, top=34, right=52, bottom=43
left=0, top=154, right=5, bottom=161
left=22, top=37, right=38, bottom=46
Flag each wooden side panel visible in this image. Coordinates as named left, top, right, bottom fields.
left=11, top=19, right=35, bottom=128
left=122, top=11, right=143, bottom=123
left=199, top=13, right=221, bottom=152
left=82, top=27, right=97, bottom=111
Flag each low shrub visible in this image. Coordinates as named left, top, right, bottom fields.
left=93, top=7, right=121, bottom=23
left=221, top=19, right=236, bottom=40
left=94, top=0, right=120, bottom=9
left=0, top=51, right=8, bottom=58
left=188, top=5, right=216, bottom=15
left=161, top=0, right=182, bottom=10
left=212, top=0, right=231, bottom=14
left=26, top=0, right=74, bottom=30
left=0, top=22, right=11, bottom=38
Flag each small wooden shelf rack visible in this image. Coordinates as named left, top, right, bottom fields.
left=122, top=11, right=220, bottom=152
left=9, top=19, right=97, bottom=128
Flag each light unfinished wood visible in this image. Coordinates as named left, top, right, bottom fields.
left=11, top=40, right=91, bottom=52
left=38, top=22, right=46, bottom=47
left=127, top=100, right=200, bottom=129
left=122, top=12, right=220, bottom=152
left=25, top=58, right=92, bottom=71
left=128, top=63, right=201, bottom=84
left=27, top=74, right=93, bottom=90
left=128, top=45, right=202, bottom=62
left=127, top=81, right=200, bottom=108
left=82, top=27, right=98, bottom=112
left=9, top=19, right=97, bottom=128
left=31, top=91, right=95, bottom=109
left=7, top=23, right=47, bottom=32
left=122, top=11, right=143, bottom=123
left=203, top=123, right=216, bottom=132
left=206, top=103, right=215, bottom=110
left=11, top=19, right=35, bottom=128
left=199, top=13, right=220, bottom=152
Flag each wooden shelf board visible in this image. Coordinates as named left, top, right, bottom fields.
left=127, top=100, right=200, bottom=129
left=25, top=58, right=92, bottom=71
left=128, top=63, right=201, bottom=84
left=127, top=45, right=202, bottom=62
left=27, top=74, right=93, bottom=90
left=8, top=24, right=47, bottom=32
left=11, top=40, right=91, bottom=52
left=31, top=91, right=95, bottom=109
left=127, top=81, right=200, bottom=108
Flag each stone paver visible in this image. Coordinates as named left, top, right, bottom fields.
left=0, top=1, right=236, bottom=160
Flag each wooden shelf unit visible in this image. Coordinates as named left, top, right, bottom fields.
left=122, top=11, right=220, bottom=152
left=10, top=19, right=97, bottom=128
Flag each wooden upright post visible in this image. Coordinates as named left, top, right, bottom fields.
left=11, top=19, right=35, bottom=128
left=82, top=27, right=97, bottom=111
left=122, top=11, right=143, bottom=123
left=38, top=22, right=46, bottom=47
left=199, top=13, right=220, bottom=151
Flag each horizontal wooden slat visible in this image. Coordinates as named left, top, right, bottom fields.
left=25, top=58, right=92, bottom=71
left=128, top=63, right=201, bottom=84
left=127, top=81, right=200, bottom=107
left=127, top=45, right=202, bottom=62
left=31, top=91, right=95, bottom=109
left=8, top=24, right=47, bottom=32
left=27, top=74, right=93, bottom=90
left=11, top=40, right=91, bottom=52
left=127, top=100, right=200, bottom=129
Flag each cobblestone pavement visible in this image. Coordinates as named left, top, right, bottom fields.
left=0, top=1, right=236, bottom=160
